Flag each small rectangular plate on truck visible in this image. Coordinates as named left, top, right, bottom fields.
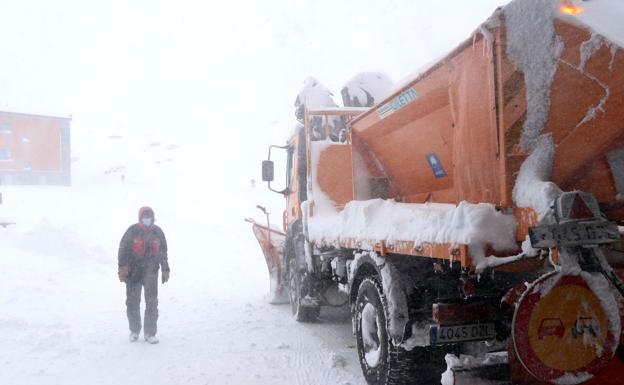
left=529, top=221, right=620, bottom=249
left=430, top=323, right=496, bottom=345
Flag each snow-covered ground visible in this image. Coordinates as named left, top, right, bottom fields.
left=0, top=133, right=364, bottom=385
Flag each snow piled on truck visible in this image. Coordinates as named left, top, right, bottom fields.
left=512, top=135, right=562, bottom=218
left=341, top=72, right=394, bottom=107
left=503, top=0, right=565, bottom=221
left=295, top=77, right=337, bottom=109
left=503, top=0, right=564, bottom=151
left=306, top=138, right=519, bottom=271
left=307, top=198, right=518, bottom=271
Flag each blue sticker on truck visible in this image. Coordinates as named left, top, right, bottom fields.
left=377, top=88, right=418, bottom=119
left=426, top=153, right=447, bottom=178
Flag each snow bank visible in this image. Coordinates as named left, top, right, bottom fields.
left=308, top=199, right=517, bottom=271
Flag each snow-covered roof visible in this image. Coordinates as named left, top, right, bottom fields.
left=294, top=77, right=337, bottom=110
left=341, top=72, right=395, bottom=107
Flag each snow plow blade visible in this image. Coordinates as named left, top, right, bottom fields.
left=245, top=218, right=288, bottom=304
left=444, top=353, right=510, bottom=385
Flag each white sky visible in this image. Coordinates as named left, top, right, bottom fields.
left=0, top=0, right=512, bottom=190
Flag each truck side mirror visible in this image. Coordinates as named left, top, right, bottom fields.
left=262, top=160, right=274, bottom=182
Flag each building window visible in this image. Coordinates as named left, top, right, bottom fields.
left=0, top=148, right=12, bottom=161
left=0, top=123, right=12, bottom=133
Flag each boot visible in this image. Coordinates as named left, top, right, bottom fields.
left=145, top=335, right=159, bottom=344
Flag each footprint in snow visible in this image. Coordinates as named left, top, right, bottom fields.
left=329, top=352, right=347, bottom=369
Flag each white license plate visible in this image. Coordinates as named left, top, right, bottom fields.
left=529, top=221, right=620, bottom=249
left=431, top=323, right=496, bottom=345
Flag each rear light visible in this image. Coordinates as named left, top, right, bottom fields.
left=568, top=193, right=594, bottom=220
left=555, top=191, right=601, bottom=222
left=560, top=4, right=583, bottom=14
left=559, top=1, right=583, bottom=15
left=462, top=280, right=476, bottom=298
left=459, top=273, right=476, bottom=298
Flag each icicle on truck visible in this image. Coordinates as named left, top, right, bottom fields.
left=249, top=1, right=624, bottom=384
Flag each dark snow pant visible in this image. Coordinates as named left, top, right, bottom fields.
left=126, top=271, right=158, bottom=336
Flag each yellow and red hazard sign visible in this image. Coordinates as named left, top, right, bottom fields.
left=513, top=273, right=619, bottom=383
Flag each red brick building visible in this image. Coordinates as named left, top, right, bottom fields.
left=0, top=111, right=71, bottom=185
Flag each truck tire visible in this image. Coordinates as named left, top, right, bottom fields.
left=355, top=277, right=443, bottom=385
left=289, top=260, right=320, bottom=322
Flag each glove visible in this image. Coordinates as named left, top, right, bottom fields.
left=161, top=270, right=170, bottom=284
left=118, top=265, right=129, bottom=282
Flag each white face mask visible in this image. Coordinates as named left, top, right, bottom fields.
left=141, top=218, right=153, bottom=227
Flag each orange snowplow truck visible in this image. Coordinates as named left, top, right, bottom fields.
left=254, top=1, right=624, bottom=384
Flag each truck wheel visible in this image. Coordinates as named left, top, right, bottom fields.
left=355, top=277, right=443, bottom=385
left=288, top=260, right=319, bottom=322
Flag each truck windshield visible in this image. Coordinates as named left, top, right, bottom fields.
left=308, top=114, right=347, bottom=142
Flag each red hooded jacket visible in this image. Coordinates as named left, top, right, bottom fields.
left=118, top=206, right=169, bottom=277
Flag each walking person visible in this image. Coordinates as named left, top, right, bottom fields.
left=118, top=206, right=170, bottom=344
